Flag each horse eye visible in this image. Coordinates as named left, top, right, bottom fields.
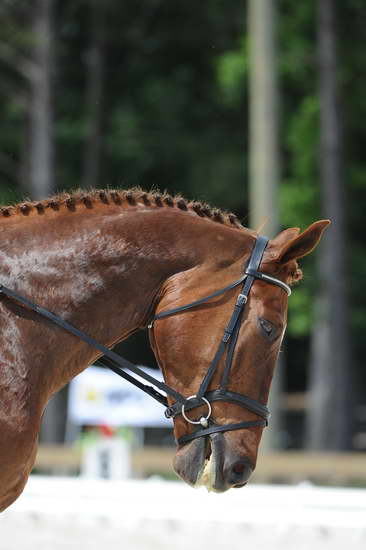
left=258, top=317, right=277, bottom=340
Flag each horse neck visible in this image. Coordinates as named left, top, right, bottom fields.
left=0, top=205, right=250, bottom=401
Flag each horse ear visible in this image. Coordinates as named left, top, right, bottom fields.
left=270, top=227, right=301, bottom=248
left=273, top=220, right=331, bottom=264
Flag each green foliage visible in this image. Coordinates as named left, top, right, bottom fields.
left=280, top=95, right=320, bottom=229
left=216, top=38, right=248, bottom=105
left=214, top=3, right=321, bottom=337
left=287, top=285, right=313, bottom=336
left=0, top=0, right=365, bottom=385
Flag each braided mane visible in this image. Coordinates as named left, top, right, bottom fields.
left=0, top=188, right=243, bottom=229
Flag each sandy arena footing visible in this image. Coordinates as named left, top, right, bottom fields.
left=1, top=476, right=366, bottom=550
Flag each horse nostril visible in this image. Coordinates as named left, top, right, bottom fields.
left=232, top=462, right=246, bottom=474
left=226, top=460, right=252, bottom=486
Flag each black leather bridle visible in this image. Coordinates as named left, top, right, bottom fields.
left=149, top=235, right=291, bottom=445
left=0, top=235, right=290, bottom=446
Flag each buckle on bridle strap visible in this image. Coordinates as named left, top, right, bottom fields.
left=165, top=406, right=175, bottom=419
left=236, top=293, right=247, bottom=307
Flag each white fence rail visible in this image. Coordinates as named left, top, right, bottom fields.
left=1, top=476, right=366, bottom=550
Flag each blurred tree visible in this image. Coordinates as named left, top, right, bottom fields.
left=305, top=0, right=353, bottom=450
left=248, top=0, right=282, bottom=450
left=27, top=0, right=67, bottom=444
left=28, top=0, right=55, bottom=199
left=248, top=0, right=279, bottom=235
left=0, top=1, right=29, bottom=203
left=82, top=0, right=106, bottom=189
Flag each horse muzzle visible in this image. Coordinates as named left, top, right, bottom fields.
left=173, top=432, right=253, bottom=492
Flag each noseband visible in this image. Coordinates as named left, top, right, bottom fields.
left=0, top=236, right=290, bottom=446
left=149, top=236, right=291, bottom=445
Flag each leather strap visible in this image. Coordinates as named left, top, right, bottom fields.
left=153, top=274, right=247, bottom=323
left=245, top=268, right=291, bottom=296
left=166, top=389, right=270, bottom=420
left=0, top=284, right=187, bottom=407
left=195, top=237, right=269, bottom=399
left=177, top=419, right=267, bottom=446
left=164, top=237, right=269, bottom=412
left=219, top=308, right=243, bottom=391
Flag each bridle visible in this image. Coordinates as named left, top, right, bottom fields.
left=148, top=236, right=291, bottom=445
left=0, top=235, right=290, bottom=446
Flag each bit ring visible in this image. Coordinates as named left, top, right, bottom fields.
left=181, top=395, right=212, bottom=426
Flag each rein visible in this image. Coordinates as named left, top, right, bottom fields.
left=0, top=235, right=291, bottom=446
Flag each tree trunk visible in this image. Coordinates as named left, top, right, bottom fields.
left=28, top=0, right=65, bottom=443
left=248, top=0, right=282, bottom=450
left=306, top=0, right=352, bottom=450
left=28, top=0, right=55, bottom=200
left=82, top=0, right=105, bottom=190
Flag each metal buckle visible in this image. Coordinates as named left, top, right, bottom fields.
left=164, top=406, right=175, bottom=418
left=236, top=293, right=247, bottom=307
left=181, top=395, right=212, bottom=428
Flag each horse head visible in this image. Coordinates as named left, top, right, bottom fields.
left=149, top=220, right=330, bottom=492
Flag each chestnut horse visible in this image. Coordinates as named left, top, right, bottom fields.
left=0, top=189, right=329, bottom=511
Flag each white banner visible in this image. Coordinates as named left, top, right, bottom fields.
left=68, top=366, right=172, bottom=427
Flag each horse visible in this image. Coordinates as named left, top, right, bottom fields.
left=0, top=188, right=329, bottom=511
